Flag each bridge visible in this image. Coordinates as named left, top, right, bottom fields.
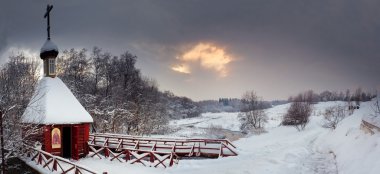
left=87, top=133, right=238, bottom=167
left=18, top=133, right=238, bottom=173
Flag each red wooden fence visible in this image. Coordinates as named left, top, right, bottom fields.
left=87, top=133, right=238, bottom=167
left=19, top=145, right=99, bottom=174
left=88, top=143, right=179, bottom=168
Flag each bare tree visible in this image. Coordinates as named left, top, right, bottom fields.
left=322, top=105, right=347, bottom=130
left=282, top=93, right=313, bottom=131
left=0, top=54, right=41, bottom=172
left=372, top=94, right=380, bottom=118
left=238, top=90, right=268, bottom=133
left=345, top=89, right=351, bottom=102
left=353, top=87, right=363, bottom=106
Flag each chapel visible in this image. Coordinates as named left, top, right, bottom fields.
left=22, top=4, right=93, bottom=160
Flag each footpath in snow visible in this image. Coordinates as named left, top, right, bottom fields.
left=76, top=101, right=380, bottom=174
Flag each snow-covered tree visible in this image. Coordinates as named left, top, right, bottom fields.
left=0, top=54, right=41, bottom=172
left=322, top=105, right=347, bottom=130
left=282, top=93, right=313, bottom=131
left=56, top=47, right=197, bottom=135
left=162, top=91, right=200, bottom=120
left=373, top=95, right=380, bottom=118
left=238, top=90, right=268, bottom=133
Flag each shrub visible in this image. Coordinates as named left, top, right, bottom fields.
left=322, top=105, right=346, bottom=130
left=282, top=101, right=312, bottom=131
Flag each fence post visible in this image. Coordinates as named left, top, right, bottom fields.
left=124, top=150, right=130, bottom=161
left=104, top=148, right=109, bottom=157
left=52, top=158, right=57, bottom=171
left=150, top=152, right=154, bottom=163
left=169, top=153, right=174, bottom=167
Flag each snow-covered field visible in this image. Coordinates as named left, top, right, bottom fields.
left=167, top=103, right=290, bottom=138
left=75, top=101, right=380, bottom=174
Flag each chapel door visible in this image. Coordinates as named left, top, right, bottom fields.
left=72, top=126, right=79, bottom=160
left=62, top=127, right=71, bottom=158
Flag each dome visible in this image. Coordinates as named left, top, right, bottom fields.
left=40, top=39, right=59, bottom=59
left=41, top=39, right=58, bottom=52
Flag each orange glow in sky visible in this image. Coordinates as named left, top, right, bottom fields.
left=172, top=43, right=233, bottom=77
left=171, top=64, right=191, bottom=74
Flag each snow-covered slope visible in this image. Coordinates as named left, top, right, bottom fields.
left=316, top=102, right=380, bottom=174
left=362, top=98, right=380, bottom=127
left=75, top=101, right=380, bottom=174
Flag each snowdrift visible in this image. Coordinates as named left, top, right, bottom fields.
left=72, top=101, right=380, bottom=174
left=316, top=101, right=380, bottom=174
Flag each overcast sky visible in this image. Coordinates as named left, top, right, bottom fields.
left=1, top=0, right=379, bottom=101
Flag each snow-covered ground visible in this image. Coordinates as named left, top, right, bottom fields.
left=167, top=112, right=241, bottom=138
left=74, top=101, right=380, bottom=174
left=315, top=102, right=380, bottom=174
left=170, top=112, right=241, bottom=131
left=167, top=103, right=290, bottom=138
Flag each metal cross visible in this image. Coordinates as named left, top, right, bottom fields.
left=44, top=4, right=54, bottom=40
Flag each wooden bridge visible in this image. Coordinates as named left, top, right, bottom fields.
left=18, top=133, right=238, bottom=173
left=87, top=133, right=238, bottom=167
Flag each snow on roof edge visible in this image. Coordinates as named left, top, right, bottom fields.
left=40, top=39, right=58, bottom=53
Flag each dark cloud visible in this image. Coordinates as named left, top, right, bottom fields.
left=1, top=0, right=379, bottom=100
left=0, top=29, right=7, bottom=61
left=0, top=5, right=7, bottom=59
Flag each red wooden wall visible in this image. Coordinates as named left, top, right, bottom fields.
left=37, top=123, right=91, bottom=160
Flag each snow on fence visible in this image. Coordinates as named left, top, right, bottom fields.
left=19, top=145, right=99, bottom=174
left=88, top=133, right=238, bottom=162
left=88, top=143, right=179, bottom=168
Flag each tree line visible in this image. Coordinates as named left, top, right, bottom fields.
left=199, top=98, right=272, bottom=113
left=288, top=89, right=375, bottom=104
left=238, top=89, right=376, bottom=133
left=56, top=47, right=200, bottom=135
left=283, top=89, right=376, bottom=131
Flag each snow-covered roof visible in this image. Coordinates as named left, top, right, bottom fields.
left=22, top=77, right=93, bottom=124
left=40, top=39, right=58, bottom=53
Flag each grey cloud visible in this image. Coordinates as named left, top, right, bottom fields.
left=0, top=5, right=8, bottom=61
left=1, top=0, right=379, bottom=100
left=0, top=27, right=7, bottom=60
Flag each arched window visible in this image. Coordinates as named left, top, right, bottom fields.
left=49, top=58, right=56, bottom=75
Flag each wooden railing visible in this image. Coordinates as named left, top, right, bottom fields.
left=88, top=143, right=179, bottom=168
left=89, top=133, right=238, bottom=159
left=19, top=145, right=99, bottom=174
left=90, top=133, right=236, bottom=148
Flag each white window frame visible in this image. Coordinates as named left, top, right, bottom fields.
left=49, top=58, right=56, bottom=75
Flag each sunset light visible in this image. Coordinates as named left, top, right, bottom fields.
left=172, top=43, right=233, bottom=77
left=171, top=64, right=191, bottom=74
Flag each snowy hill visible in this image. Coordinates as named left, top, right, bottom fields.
left=315, top=102, right=380, bottom=174
left=75, top=101, right=380, bottom=174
